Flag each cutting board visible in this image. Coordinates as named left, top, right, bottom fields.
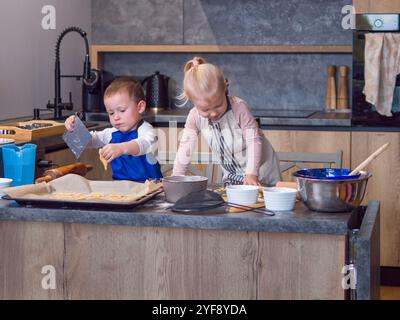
left=0, top=120, right=65, bottom=141
left=228, top=201, right=265, bottom=213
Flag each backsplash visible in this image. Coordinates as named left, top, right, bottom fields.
left=92, top=0, right=352, bottom=110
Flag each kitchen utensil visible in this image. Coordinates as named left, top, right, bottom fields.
left=325, top=64, right=337, bottom=111
left=142, top=71, right=170, bottom=110
left=293, top=170, right=371, bottom=212
left=263, top=187, right=297, bottom=211
left=162, top=175, right=208, bottom=203
left=35, top=162, right=93, bottom=183
left=349, top=142, right=390, bottom=176
left=62, top=116, right=92, bottom=159
left=2, top=143, right=36, bottom=186
left=226, top=185, right=259, bottom=205
left=337, top=65, right=349, bottom=110
left=171, top=190, right=275, bottom=215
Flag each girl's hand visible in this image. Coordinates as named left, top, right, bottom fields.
left=243, top=174, right=261, bottom=186
left=100, top=143, right=125, bottom=162
left=64, top=115, right=76, bottom=131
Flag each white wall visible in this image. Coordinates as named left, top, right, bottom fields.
left=0, top=0, right=91, bottom=120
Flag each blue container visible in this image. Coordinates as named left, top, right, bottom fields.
left=293, top=168, right=361, bottom=180
left=2, top=143, right=37, bottom=186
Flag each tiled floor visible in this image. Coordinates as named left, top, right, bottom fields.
left=381, top=286, right=400, bottom=300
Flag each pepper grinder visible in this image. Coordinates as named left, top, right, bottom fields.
left=325, top=64, right=337, bottom=111
left=337, top=65, right=349, bottom=110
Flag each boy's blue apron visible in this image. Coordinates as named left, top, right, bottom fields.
left=110, top=124, right=162, bottom=182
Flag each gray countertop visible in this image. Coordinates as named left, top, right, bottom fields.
left=84, top=108, right=352, bottom=127
left=6, top=108, right=400, bottom=132
left=0, top=192, right=375, bottom=236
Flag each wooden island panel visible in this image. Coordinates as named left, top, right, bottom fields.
left=257, top=232, right=346, bottom=300
left=0, top=221, right=64, bottom=299
left=63, top=223, right=346, bottom=299
left=64, top=224, right=259, bottom=299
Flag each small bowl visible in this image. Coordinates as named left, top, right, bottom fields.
left=0, top=178, right=13, bottom=197
left=226, top=185, right=259, bottom=205
left=162, top=175, right=208, bottom=203
left=263, top=187, right=297, bottom=211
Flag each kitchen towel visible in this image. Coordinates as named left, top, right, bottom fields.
left=363, top=33, right=400, bottom=117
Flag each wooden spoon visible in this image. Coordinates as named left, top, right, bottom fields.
left=349, top=142, right=390, bottom=176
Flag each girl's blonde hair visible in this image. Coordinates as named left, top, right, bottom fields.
left=177, top=57, right=226, bottom=106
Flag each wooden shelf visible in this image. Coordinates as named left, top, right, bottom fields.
left=91, top=44, right=352, bottom=69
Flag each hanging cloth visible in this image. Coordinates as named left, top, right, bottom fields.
left=363, top=33, right=400, bottom=117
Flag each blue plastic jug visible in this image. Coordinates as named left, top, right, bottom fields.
left=2, top=143, right=37, bottom=186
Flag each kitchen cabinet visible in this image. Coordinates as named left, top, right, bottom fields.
left=263, top=130, right=351, bottom=181
left=351, top=131, right=400, bottom=267
left=156, top=127, right=352, bottom=181
left=45, top=148, right=112, bottom=181
left=353, top=0, right=400, bottom=13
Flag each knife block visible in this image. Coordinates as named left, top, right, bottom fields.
left=337, top=65, right=349, bottom=110
left=325, top=65, right=337, bottom=111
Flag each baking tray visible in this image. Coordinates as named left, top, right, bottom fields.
left=2, top=188, right=164, bottom=210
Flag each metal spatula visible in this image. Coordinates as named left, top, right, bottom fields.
left=62, top=115, right=92, bottom=159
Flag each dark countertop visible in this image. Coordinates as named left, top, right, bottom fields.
left=4, top=108, right=400, bottom=132
left=85, top=108, right=352, bottom=127
left=0, top=192, right=378, bottom=236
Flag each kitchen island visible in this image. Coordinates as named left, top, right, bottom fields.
left=0, top=194, right=380, bottom=300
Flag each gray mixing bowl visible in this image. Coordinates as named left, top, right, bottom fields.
left=162, top=175, right=208, bottom=203
left=293, top=170, right=372, bottom=212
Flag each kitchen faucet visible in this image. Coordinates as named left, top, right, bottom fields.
left=40, top=26, right=94, bottom=120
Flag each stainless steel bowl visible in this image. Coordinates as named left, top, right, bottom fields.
left=162, top=176, right=208, bottom=203
left=294, top=170, right=372, bottom=212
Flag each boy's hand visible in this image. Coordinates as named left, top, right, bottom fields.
left=64, top=115, right=76, bottom=132
left=99, top=143, right=125, bottom=162
left=243, top=174, right=261, bottom=186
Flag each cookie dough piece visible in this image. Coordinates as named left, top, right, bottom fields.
left=99, top=149, right=108, bottom=171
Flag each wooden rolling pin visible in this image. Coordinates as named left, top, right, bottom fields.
left=349, top=142, right=390, bottom=176
left=35, top=163, right=93, bottom=183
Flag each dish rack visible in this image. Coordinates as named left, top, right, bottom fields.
left=0, top=120, right=65, bottom=141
